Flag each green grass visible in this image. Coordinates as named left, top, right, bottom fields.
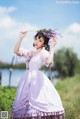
left=0, top=74, right=80, bottom=119
left=54, top=74, right=80, bottom=119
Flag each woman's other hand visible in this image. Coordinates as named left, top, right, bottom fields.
left=20, top=31, right=27, bottom=39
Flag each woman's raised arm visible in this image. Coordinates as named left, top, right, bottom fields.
left=47, top=38, right=57, bottom=65
left=14, top=31, right=27, bottom=55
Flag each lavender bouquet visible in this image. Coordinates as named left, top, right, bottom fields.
left=37, top=29, right=62, bottom=39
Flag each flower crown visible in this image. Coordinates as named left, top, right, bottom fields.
left=37, top=29, right=62, bottom=39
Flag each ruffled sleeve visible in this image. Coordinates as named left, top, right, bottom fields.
left=15, top=47, right=33, bottom=63
left=40, top=50, right=50, bottom=67
left=18, top=47, right=28, bottom=57
left=18, top=47, right=33, bottom=59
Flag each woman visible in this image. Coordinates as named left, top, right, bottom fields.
left=10, top=29, right=65, bottom=119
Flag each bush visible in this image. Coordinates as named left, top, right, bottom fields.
left=0, top=86, right=16, bottom=114
left=54, top=47, right=78, bottom=78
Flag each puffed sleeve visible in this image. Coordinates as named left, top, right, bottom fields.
left=17, top=47, right=28, bottom=57
left=15, top=47, right=33, bottom=63
left=40, top=50, right=50, bottom=67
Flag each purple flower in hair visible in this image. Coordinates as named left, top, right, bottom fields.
left=37, top=29, right=62, bottom=39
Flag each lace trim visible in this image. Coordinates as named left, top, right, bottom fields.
left=11, top=107, right=65, bottom=119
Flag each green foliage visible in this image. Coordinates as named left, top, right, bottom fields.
left=0, top=61, right=26, bottom=69
left=0, top=61, right=10, bottom=69
left=13, top=63, right=26, bottom=69
left=76, top=60, right=80, bottom=74
left=0, top=86, right=17, bottom=116
left=54, top=47, right=78, bottom=78
left=55, top=74, right=80, bottom=119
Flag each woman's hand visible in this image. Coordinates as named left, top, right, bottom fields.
left=52, top=38, right=57, bottom=46
left=20, top=31, right=27, bottom=39
left=49, top=38, right=57, bottom=47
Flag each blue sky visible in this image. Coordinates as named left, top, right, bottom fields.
left=0, top=0, right=80, bottom=63
left=0, top=0, right=80, bottom=28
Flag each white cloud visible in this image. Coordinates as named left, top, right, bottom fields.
left=66, top=23, right=80, bottom=33
left=0, top=6, right=39, bottom=63
left=0, top=6, right=16, bottom=14
left=56, top=23, right=80, bottom=59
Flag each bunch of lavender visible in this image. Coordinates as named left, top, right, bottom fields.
left=37, top=29, right=62, bottom=39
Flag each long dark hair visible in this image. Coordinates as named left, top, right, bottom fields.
left=33, top=32, right=50, bottom=51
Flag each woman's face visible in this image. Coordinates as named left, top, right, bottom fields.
left=33, top=36, right=44, bottom=49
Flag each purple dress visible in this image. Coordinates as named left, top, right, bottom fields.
left=10, top=48, right=65, bottom=119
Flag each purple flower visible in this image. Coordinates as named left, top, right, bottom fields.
left=37, top=29, right=62, bottom=39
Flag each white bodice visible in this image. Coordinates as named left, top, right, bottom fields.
left=17, top=48, right=50, bottom=70
left=28, top=53, right=43, bottom=70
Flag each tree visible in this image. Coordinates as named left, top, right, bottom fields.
left=54, top=47, right=78, bottom=78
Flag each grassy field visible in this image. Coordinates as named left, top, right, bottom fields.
left=55, top=74, right=80, bottom=119
left=0, top=74, right=80, bottom=119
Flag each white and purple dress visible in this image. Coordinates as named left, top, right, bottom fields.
left=10, top=48, right=65, bottom=119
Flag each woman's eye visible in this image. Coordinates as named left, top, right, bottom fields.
left=38, top=36, right=41, bottom=39
left=35, top=38, right=37, bottom=40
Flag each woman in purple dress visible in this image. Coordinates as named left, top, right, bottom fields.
left=10, top=29, right=65, bottom=119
